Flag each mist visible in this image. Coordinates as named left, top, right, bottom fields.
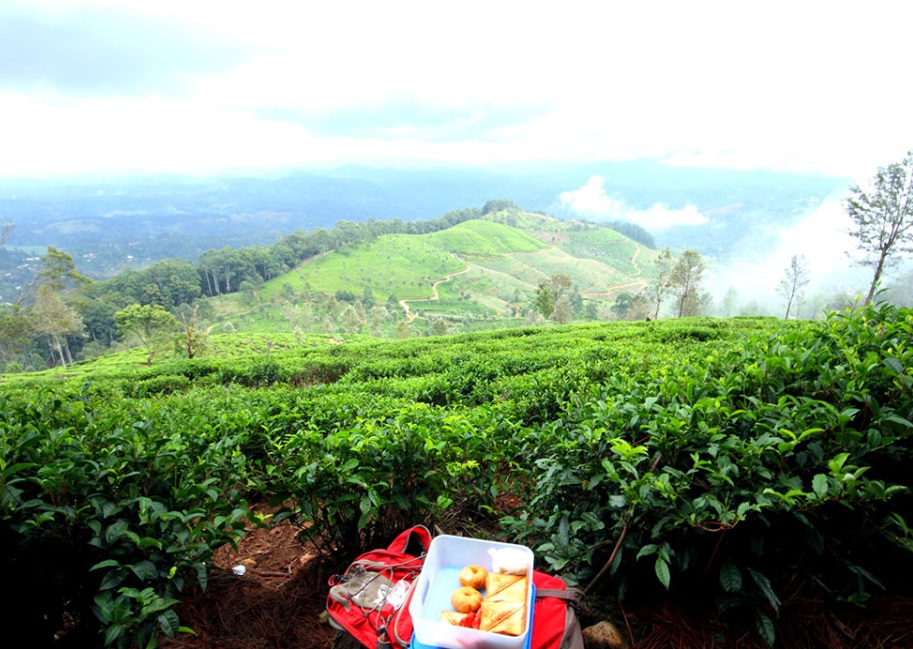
left=557, top=173, right=879, bottom=317
left=705, top=198, right=871, bottom=316
left=558, top=175, right=709, bottom=229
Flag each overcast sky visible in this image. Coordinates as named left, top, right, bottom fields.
left=1, top=0, right=911, bottom=180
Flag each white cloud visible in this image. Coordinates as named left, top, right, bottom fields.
left=706, top=198, right=869, bottom=309
left=2, top=1, right=913, bottom=177
left=559, top=176, right=708, bottom=229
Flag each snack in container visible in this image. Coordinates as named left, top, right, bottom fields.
left=409, top=534, right=534, bottom=649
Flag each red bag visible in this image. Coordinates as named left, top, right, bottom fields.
left=530, top=570, right=585, bottom=649
left=327, top=526, right=432, bottom=649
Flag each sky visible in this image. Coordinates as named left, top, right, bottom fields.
left=2, top=0, right=913, bottom=182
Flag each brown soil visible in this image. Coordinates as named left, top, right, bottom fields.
left=159, top=507, right=337, bottom=649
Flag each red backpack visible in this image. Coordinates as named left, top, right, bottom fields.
left=326, top=527, right=584, bottom=649
left=327, top=526, right=433, bottom=649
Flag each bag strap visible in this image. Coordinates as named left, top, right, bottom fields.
left=390, top=578, right=419, bottom=649
left=536, top=587, right=587, bottom=612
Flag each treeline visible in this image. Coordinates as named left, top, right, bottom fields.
left=119, top=207, right=485, bottom=300
left=1, top=202, right=656, bottom=371
left=70, top=208, right=483, bottom=344
left=606, top=219, right=656, bottom=248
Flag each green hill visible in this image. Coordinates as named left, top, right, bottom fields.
left=246, top=211, right=654, bottom=325
left=426, top=219, right=547, bottom=255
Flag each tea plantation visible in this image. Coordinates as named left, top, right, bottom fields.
left=2, top=304, right=911, bottom=647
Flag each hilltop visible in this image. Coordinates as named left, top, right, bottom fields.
left=210, top=209, right=656, bottom=332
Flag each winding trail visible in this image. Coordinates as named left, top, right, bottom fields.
left=397, top=241, right=645, bottom=321
left=398, top=258, right=471, bottom=321
left=581, top=242, right=647, bottom=298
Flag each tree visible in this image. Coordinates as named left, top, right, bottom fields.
left=35, top=246, right=90, bottom=293
left=176, top=304, right=212, bottom=359
left=645, top=248, right=675, bottom=319
left=611, top=292, right=636, bottom=320
left=28, top=284, right=85, bottom=367
left=0, top=305, right=32, bottom=368
left=369, top=305, right=390, bottom=337
left=552, top=294, right=573, bottom=324
left=114, top=304, right=180, bottom=365
left=481, top=199, right=518, bottom=215
left=1, top=219, right=13, bottom=246
left=533, top=281, right=554, bottom=319
left=19, top=247, right=90, bottom=311
left=722, top=286, right=739, bottom=318
left=338, top=304, right=362, bottom=333
left=145, top=258, right=202, bottom=307
left=533, top=273, right=575, bottom=321
left=669, top=249, right=705, bottom=317
left=777, top=254, right=810, bottom=319
left=844, top=150, right=913, bottom=304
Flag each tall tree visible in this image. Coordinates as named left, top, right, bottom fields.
left=777, top=254, right=810, bottom=319
left=645, top=248, right=675, bottom=319
left=669, top=249, right=705, bottom=317
left=844, top=150, right=913, bottom=304
left=533, top=273, right=575, bottom=322
left=35, top=246, right=90, bottom=293
left=1, top=219, right=13, bottom=246
left=28, top=284, right=85, bottom=367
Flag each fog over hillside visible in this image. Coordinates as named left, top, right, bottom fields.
left=704, top=200, right=868, bottom=309
left=553, top=168, right=877, bottom=313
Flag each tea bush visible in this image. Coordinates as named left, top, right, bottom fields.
left=502, top=304, right=913, bottom=644
left=2, top=310, right=910, bottom=647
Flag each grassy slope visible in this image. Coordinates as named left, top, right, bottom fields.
left=211, top=211, right=655, bottom=328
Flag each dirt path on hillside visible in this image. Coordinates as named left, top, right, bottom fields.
left=399, top=259, right=471, bottom=321
left=582, top=242, right=647, bottom=299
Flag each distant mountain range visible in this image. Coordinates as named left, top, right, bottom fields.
left=0, top=161, right=852, bottom=302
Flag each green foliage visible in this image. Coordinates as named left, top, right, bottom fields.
left=0, top=390, right=253, bottom=646
left=267, top=399, right=508, bottom=559
left=427, top=220, right=546, bottom=255
left=2, top=306, right=912, bottom=647
left=115, top=304, right=181, bottom=366
left=501, top=302, right=913, bottom=644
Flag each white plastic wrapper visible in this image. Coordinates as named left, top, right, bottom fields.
left=487, top=547, right=529, bottom=575
left=386, top=579, right=411, bottom=610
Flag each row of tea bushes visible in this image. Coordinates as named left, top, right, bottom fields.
left=4, top=310, right=910, bottom=647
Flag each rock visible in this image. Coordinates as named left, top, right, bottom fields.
left=582, top=620, right=628, bottom=649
